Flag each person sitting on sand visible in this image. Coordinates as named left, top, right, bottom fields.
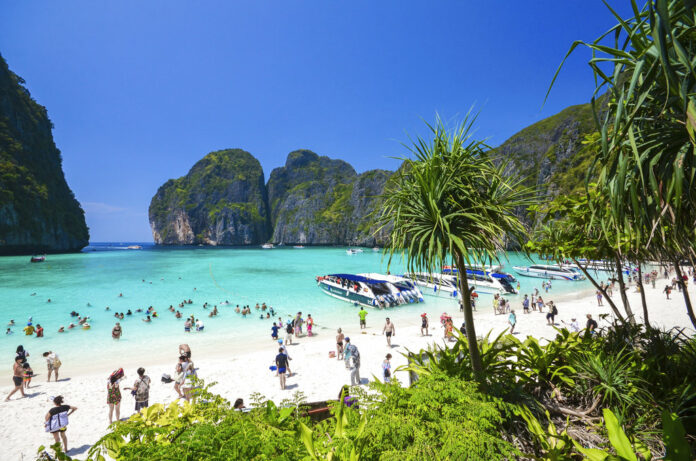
left=112, top=322, right=122, bottom=339
left=45, top=396, right=77, bottom=452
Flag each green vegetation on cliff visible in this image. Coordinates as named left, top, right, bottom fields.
left=148, top=148, right=271, bottom=245
left=0, top=54, right=88, bottom=254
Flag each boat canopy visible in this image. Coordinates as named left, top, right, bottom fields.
left=329, top=273, right=387, bottom=284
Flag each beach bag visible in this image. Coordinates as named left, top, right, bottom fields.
left=161, top=373, right=174, bottom=384
left=52, top=356, right=62, bottom=368
left=552, top=306, right=558, bottom=315
left=45, top=411, right=68, bottom=433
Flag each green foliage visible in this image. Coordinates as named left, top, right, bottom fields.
left=0, top=54, right=88, bottom=253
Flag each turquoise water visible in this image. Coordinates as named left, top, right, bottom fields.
left=0, top=245, right=595, bottom=370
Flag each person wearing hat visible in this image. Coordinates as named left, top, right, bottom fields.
left=23, top=323, right=35, bottom=336
left=420, top=313, right=429, bottom=336
left=563, top=317, right=580, bottom=332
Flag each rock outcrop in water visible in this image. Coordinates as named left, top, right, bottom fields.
left=150, top=102, right=599, bottom=247
left=148, top=149, right=271, bottom=245
left=0, top=54, right=89, bottom=255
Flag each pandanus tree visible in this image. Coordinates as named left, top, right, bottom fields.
left=550, top=0, right=696, bottom=328
left=379, top=115, right=534, bottom=378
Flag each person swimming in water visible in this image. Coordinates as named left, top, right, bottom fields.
left=142, top=316, right=151, bottom=323
left=58, top=326, right=65, bottom=333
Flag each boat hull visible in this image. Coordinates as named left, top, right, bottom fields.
left=512, top=267, right=580, bottom=281
left=319, top=282, right=384, bottom=309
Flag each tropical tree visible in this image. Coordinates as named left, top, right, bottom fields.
left=379, top=114, right=535, bottom=378
left=549, top=0, right=696, bottom=328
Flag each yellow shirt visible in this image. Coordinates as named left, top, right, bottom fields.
left=23, top=325, right=35, bottom=335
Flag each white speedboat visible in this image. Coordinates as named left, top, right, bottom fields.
left=512, top=264, right=585, bottom=281
left=346, top=248, right=364, bottom=255
left=316, top=273, right=425, bottom=308
left=406, top=268, right=514, bottom=296
left=293, top=245, right=305, bottom=249
left=403, top=272, right=461, bottom=299
left=261, top=243, right=274, bottom=249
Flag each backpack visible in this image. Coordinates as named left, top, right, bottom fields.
left=135, top=376, right=150, bottom=401
left=552, top=305, right=558, bottom=315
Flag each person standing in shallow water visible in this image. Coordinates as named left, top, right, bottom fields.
left=112, top=322, right=122, bottom=340
left=358, top=308, right=368, bottom=329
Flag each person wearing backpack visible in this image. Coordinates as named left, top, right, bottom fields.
left=125, top=367, right=151, bottom=411
left=344, top=337, right=361, bottom=386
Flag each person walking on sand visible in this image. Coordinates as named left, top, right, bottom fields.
left=546, top=301, right=558, bottom=325
left=420, top=313, right=429, bottom=336
left=124, top=367, right=151, bottom=412
left=306, top=314, right=314, bottom=336
left=358, top=307, right=368, bottom=329
left=382, top=318, right=396, bottom=347
left=107, top=368, right=124, bottom=424
left=664, top=284, right=672, bottom=300
left=508, top=310, right=517, bottom=334
left=45, top=395, right=77, bottom=452
left=275, top=347, right=289, bottom=390
left=382, top=353, right=392, bottom=383
left=285, top=321, right=294, bottom=345
left=586, top=314, right=598, bottom=335
left=336, top=328, right=345, bottom=360
left=5, top=356, right=26, bottom=401
left=43, top=351, right=61, bottom=382
left=596, top=290, right=603, bottom=306
left=112, top=322, right=122, bottom=340
left=522, top=294, right=530, bottom=314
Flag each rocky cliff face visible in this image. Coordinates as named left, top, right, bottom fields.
left=148, top=149, right=271, bottom=245
left=497, top=103, right=597, bottom=198
left=149, top=103, right=598, bottom=247
left=0, top=54, right=89, bottom=255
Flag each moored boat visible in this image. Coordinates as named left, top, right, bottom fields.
left=293, top=245, right=305, bottom=249
left=512, top=264, right=585, bottom=281
left=261, top=243, right=274, bottom=249
left=316, top=273, right=425, bottom=308
left=346, top=248, right=364, bottom=255
left=30, top=255, right=46, bottom=263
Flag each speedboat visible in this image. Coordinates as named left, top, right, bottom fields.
left=442, top=268, right=517, bottom=294
left=126, top=245, right=142, bottom=250
left=346, top=248, right=364, bottom=255
left=30, top=255, right=45, bottom=263
left=512, top=264, right=585, bottom=281
left=403, top=272, right=462, bottom=299
left=293, top=245, right=305, bottom=249
left=261, top=243, right=274, bottom=249
left=316, top=273, right=425, bottom=308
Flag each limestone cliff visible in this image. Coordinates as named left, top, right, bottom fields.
left=148, top=149, right=271, bottom=245
left=0, top=54, right=89, bottom=255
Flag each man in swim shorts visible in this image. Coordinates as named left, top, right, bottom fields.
left=382, top=318, right=395, bottom=347
left=275, top=348, right=289, bottom=390
left=5, top=356, right=26, bottom=401
left=358, top=308, right=367, bottom=329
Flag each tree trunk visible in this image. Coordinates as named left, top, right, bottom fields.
left=571, top=258, right=625, bottom=323
left=615, top=257, right=636, bottom=325
left=636, top=264, right=650, bottom=328
left=673, top=260, right=696, bottom=329
left=454, top=252, right=483, bottom=380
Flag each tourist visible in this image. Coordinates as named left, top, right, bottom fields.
left=336, top=328, right=345, bottom=360
left=420, top=313, right=429, bottom=336
left=382, top=318, right=396, bottom=347
left=508, top=309, right=517, bottom=334
left=562, top=317, right=580, bottom=332
left=184, top=318, right=192, bottom=332
left=16, top=345, right=29, bottom=363
left=112, top=322, right=122, bottom=340
left=107, top=368, right=124, bottom=424
left=493, top=294, right=500, bottom=315
left=142, top=315, right=151, bottom=323
left=596, top=290, right=603, bottom=306
left=6, top=327, right=12, bottom=335
left=275, top=347, right=289, bottom=390
left=536, top=296, right=545, bottom=312
left=195, top=318, right=204, bottom=331
left=5, top=356, right=26, bottom=401
left=44, top=396, right=77, bottom=452
left=23, top=362, right=34, bottom=388
left=358, top=307, right=368, bottom=329
left=43, top=351, right=61, bottom=382
left=179, top=344, right=191, bottom=359
left=586, top=314, right=598, bottom=335
left=306, top=314, right=314, bottom=336
left=470, top=291, right=478, bottom=311
left=285, top=321, right=293, bottom=345
left=344, top=337, right=361, bottom=386
left=234, top=398, right=245, bottom=410
left=546, top=301, right=558, bottom=325
left=294, top=312, right=303, bottom=337
left=382, top=353, right=392, bottom=383
left=36, top=324, right=44, bottom=337
left=277, top=339, right=292, bottom=375
left=57, top=326, right=65, bottom=333
left=124, top=367, right=151, bottom=412
left=271, top=322, right=279, bottom=340
left=24, top=323, right=35, bottom=335
left=180, top=356, right=196, bottom=401
left=664, top=284, right=672, bottom=300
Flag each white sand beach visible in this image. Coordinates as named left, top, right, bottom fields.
left=2, top=281, right=694, bottom=460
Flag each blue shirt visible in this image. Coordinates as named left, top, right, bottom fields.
left=271, top=325, right=279, bottom=336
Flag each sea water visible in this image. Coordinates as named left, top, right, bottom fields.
left=0, top=244, right=596, bottom=374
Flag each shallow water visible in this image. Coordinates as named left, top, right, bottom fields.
left=0, top=244, right=597, bottom=371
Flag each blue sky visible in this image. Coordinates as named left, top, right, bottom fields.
left=0, top=1, right=631, bottom=241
